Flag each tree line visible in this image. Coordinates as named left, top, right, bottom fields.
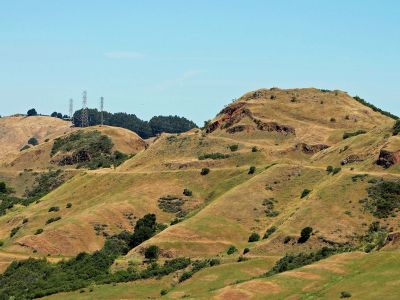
left=73, top=109, right=197, bottom=138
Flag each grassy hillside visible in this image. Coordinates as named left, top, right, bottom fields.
left=0, top=88, right=398, bottom=299
left=0, top=116, right=74, bottom=163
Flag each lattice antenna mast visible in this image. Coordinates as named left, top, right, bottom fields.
left=100, top=96, right=104, bottom=126
left=69, top=98, right=73, bottom=120
left=81, top=91, right=89, bottom=127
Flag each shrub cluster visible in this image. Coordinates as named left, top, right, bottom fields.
left=263, top=198, right=279, bottom=217
left=263, top=226, right=277, bottom=239
left=393, top=120, right=400, bottom=135
left=343, top=130, right=367, bottom=139
left=178, top=258, right=220, bottom=283
left=51, top=131, right=130, bottom=169
left=361, top=180, right=400, bottom=218
left=0, top=214, right=173, bottom=299
left=265, top=247, right=347, bottom=277
left=353, top=95, right=398, bottom=120
left=198, top=153, right=229, bottom=160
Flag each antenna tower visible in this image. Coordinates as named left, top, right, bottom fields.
left=69, top=98, right=73, bottom=120
left=100, top=96, right=104, bottom=126
left=81, top=91, right=89, bottom=127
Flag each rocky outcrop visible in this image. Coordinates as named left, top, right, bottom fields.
left=377, top=149, right=400, bottom=168
left=295, top=143, right=329, bottom=154
left=207, top=102, right=295, bottom=136
left=253, top=118, right=295, bottom=134
left=341, top=154, right=365, bottom=165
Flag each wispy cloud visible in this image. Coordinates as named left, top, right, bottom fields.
left=104, top=51, right=144, bottom=59
left=155, top=70, right=204, bottom=90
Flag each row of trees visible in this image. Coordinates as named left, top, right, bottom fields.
left=25, top=108, right=197, bottom=138
left=72, top=108, right=197, bottom=138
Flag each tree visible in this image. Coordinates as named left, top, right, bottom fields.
left=200, top=168, right=210, bottom=175
left=27, top=108, right=37, bottom=116
left=298, top=227, right=313, bottom=243
left=248, top=232, right=260, bottom=242
left=248, top=166, right=256, bottom=174
left=144, top=245, right=160, bottom=260
left=51, top=112, right=58, bottom=117
left=27, top=137, right=38, bottom=146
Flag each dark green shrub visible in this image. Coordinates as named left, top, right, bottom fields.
left=35, top=228, right=43, bottom=235
left=28, top=137, right=39, bottom=146
left=364, top=180, right=400, bottom=218
left=160, top=289, right=168, bottom=296
left=298, top=227, right=313, bottom=243
left=46, top=216, right=61, bottom=225
left=340, top=291, right=352, bottom=298
left=353, top=95, right=398, bottom=120
left=248, top=232, right=260, bottom=242
left=228, top=144, right=239, bottom=152
left=284, top=236, right=292, bottom=244
left=20, top=145, right=30, bottom=151
left=25, top=170, right=65, bottom=200
left=48, top=206, right=60, bottom=212
left=209, top=258, right=221, bottom=266
left=326, top=166, right=333, bottom=173
left=10, top=227, right=20, bottom=237
left=263, top=226, right=277, bottom=239
left=332, top=167, right=341, bottom=175
left=300, top=189, right=312, bottom=198
left=200, top=168, right=210, bottom=175
left=144, top=245, right=160, bottom=260
left=198, top=153, right=229, bottom=160
left=0, top=182, right=6, bottom=193
left=243, top=247, right=250, bottom=254
left=248, top=166, right=256, bottom=174
left=183, top=189, right=192, bottom=196
left=265, top=247, right=344, bottom=277
left=179, top=271, right=193, bottom=282
left=330, top=117, right=336, bottom=122
left=393, top=120, right=400, bottom=135
left=237, top=256, right=248, bottom=262
left=171, top=218, right=182, bottom=225
left=0, top=240, right=3, bottom=247
left=22, top=218, right=29, bottom=224
left=251, top=146, right=258, bottom=152
left=343, top=130, right=367, bottom=139
left=66, top=203, right=72, bottom=208
left=227, top=245, right=237, bottom=255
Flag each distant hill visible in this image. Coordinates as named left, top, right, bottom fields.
left=72, top=108, right=197, bottom=138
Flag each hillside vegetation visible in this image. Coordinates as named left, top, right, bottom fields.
left=0, top=88, right=399, bottom=299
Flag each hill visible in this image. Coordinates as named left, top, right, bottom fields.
left=0, top=88, right=399, bottom=299
left=0, top=115, right=74, bottom=163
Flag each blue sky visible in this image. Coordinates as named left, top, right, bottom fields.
left=0, top=0, right=399, bottom=124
